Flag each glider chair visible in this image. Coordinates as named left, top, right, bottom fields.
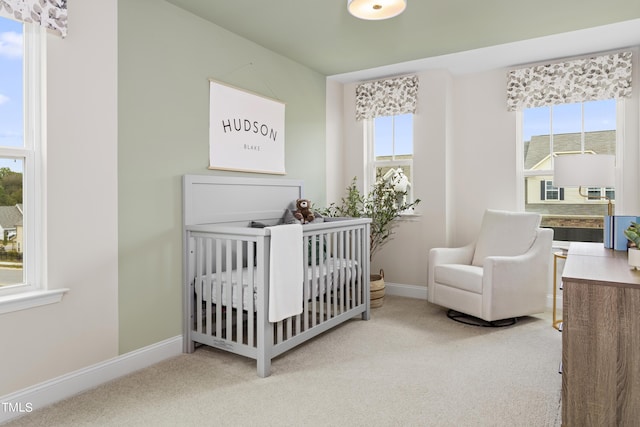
left=427, top=209, right=553, bottom=326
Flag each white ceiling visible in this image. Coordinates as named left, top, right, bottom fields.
left=164, top=0, right=640, bottom=81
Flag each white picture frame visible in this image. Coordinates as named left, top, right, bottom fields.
left=208, top=80, right=286, bottom=175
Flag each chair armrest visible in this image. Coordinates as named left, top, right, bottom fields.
left=428, top=242, right=475, bottom=301
left=429, top=242, right=475, bottom=267
left=482, top=228, right=553, bottom=319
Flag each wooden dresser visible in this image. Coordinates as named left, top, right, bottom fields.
left=561, top=242, right=640, bottom=426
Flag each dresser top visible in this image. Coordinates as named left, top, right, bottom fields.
left=562, top=242, right=640, bottom=287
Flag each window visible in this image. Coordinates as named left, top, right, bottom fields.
left=0, top=16, right=44, bottom=298
left=586, top=187, right=615, bottom=201
left=367, top=113, right=415, bottom=204
left=520, top=99, right=619, bottom=242
left=541, top=180, right=563, bottom=201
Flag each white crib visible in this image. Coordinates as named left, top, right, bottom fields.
left=183, top=175, right=371, bottom=377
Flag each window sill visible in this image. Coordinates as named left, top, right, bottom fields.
left=0, top=288, right=69, bottom=315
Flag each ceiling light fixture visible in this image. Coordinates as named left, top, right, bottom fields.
left=347, top=0, right=407, bottom=20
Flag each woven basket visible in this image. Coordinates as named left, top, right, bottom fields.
left=370, top=269, right=385, bottom=308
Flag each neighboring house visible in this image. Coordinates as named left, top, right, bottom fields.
left=0, top=204, right=23, bottom=252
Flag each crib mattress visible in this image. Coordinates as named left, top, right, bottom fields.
left=195, top=258, right=357, bottom=310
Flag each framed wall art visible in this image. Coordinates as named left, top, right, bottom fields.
left=208, top=79, right=286, bottom=175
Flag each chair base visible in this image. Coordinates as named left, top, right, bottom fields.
left=446, top=309, right=517, bottom=327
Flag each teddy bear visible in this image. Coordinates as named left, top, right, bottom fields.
left=293, top=199, right=315, bottom=224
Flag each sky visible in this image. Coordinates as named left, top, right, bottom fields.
left=374, top=113, right=413, bottom=157
left=523, top=99, right=616, bottom=142
left=0, top=16, right=24, bottom=172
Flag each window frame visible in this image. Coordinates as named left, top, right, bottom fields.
left=0, top=20, right=65, bottom=313
left=516, top=99, right=626, bottom=231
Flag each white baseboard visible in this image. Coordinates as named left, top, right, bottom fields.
left=0, top=335, right=183, bottom=425
left=384, top=282, right=428, bottom=300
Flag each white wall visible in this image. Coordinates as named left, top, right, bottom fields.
left=326, top=80, right=345, bottom=204
left=0, top=0, right=119, bottom=395
left=451, top=68, right=519, bottom=245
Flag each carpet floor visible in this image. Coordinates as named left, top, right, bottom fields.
left=4, top=295, right=563, bottom=426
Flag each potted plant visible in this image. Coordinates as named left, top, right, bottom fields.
left=624, top=221, right=640, bottom=269
left=320, top=171, right=420, bottom=306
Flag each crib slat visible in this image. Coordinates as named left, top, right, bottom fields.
left=354, top=228, right=360, bottom=307
left=195, top=237, right=203, bottom=335
left=349, top=229, right=356, bottom=308
left=277, top=319, right=284, bottom=344
left=317, top=233, right=324, bottom=322
left=247, top=241, right=255, bottom=347
left=215, top=239, right=223, bottom=339
left=236, top=240, right=244, bottom=345
left=205, top=238, right=213, bottom=336
left=335, top=231, right=340, bottom=314
left=225, top=240, right=233, bottom=340
left=336, top=230, right=345, bottom=313
left=305, top=234, right=312, bottom=330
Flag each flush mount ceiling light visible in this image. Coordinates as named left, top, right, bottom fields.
left=347, top=0, right=407, bottom=20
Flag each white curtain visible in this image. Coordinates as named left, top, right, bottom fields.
left=0, top=0, right=67, bottom=38
left=355, top=75, right=419, bottom=120
left=507, top=51, right=632, bottom=111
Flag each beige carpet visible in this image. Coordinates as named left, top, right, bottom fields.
left=4, top=296, right=562, bottom=427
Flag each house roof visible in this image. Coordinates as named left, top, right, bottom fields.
left=0, top=205, right=23, bottom=230
left=524, top=130, right=615, bottom=170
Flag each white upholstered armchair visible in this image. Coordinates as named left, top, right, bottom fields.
left=427, top=209, right=553, bottom=325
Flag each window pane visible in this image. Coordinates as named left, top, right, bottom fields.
left=552, top=103, right=581, bottom=135
left=0, top=18, right=24, bottom=148
left=584, top=100, right=616, bottom=156
left=0, top=158, right=24, bottom=287
left=587, top=187, right=601, bottom=200
left=523, top=106, right=550, bottom=172
left=584, top=99, right=616, bottom=133
left=394, top=114, right=413, bottom=156
left=374, top=116, right=393, bottom=159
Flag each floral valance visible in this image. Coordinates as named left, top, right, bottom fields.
left=506, top=51, right=632, bottom=111
left=0, top=0, right=67, bottom=38
left=355, top=75, right=419, bottom=120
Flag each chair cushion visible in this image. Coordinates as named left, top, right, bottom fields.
left=471, top=210, right=541, bottom=267
left=434, top=264, right=484, bottom=294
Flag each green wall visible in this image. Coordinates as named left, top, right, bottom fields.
left=118, top=0, right=327, bottom=353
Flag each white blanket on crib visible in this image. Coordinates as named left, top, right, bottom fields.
left=268, top=224, right=303, bottom=322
